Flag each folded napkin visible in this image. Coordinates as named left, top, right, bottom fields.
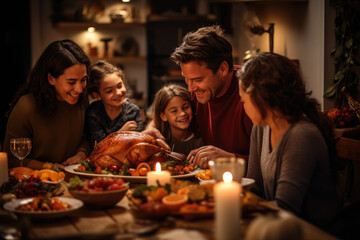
left=157, top=228, right=207, bottom=240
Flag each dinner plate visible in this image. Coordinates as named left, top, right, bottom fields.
left=64, top=164, right=203, bottom=183
left=199, top=177, right=255, bottom=190
left=41, top=178, right=64, bottom=185
left=3, top=197, right=83, bottom=220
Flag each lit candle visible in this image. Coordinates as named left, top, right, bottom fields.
left=214, top=171, right=242, bottom=240
left=147, top=162, right=171, bottom=186
left=0, top=152, right=9, bottom=186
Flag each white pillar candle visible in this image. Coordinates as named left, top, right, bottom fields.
left=214, top=171, right=242, bottom=240
left=0, top=152, right=9, bottom=186
left=147, top=162, right=171, bottom=186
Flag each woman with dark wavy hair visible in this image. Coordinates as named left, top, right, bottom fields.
left=238, top=52, right=339, bottom=228
left=4, top=39, right=91, bottom=169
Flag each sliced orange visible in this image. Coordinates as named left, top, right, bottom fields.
left=148, top=187, right=169, bottom=201
left=161, top=194, right=189, bottom=211
left=138, top=167, right=150, bottom=176
left=177, top=186, right=193, bottom=195
left=136, top=162, right=151, bottom=171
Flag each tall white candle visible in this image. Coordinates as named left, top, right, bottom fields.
left=214, top=171, right=242, bottom=240
left=147, top=162, right=171, bottom=186
left=0, top=152, right=9, bottom=186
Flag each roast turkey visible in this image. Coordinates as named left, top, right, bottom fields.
left=89, top=131, right=183, bottom=169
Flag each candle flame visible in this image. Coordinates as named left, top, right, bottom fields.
left=223, top=171, right=233, bottom=183
left=155, top=162, right=161, bottom=172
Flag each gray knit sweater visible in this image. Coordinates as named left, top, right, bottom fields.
left=246, top=121, right=339, bottom=228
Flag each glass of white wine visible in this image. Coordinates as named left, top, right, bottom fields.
left=10, top=138, right=32, bottom=167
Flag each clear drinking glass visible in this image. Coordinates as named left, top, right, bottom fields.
left=208, top=157, right=245, bottom=183
left=10, top=138, right=32, bottom=167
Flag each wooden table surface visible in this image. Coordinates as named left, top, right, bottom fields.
left=0, top=180, right=339, bottom=240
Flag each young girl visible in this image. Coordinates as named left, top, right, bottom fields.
left=86, top=60, right=144, bottom=148
left=152, top=84, right=203, bottom=156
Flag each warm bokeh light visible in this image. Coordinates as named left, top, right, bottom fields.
left=223, top=171, right=233, bottom=183
left=155, top=162, right=161, bottom=172
left=87, top=27, right=95, bottom=33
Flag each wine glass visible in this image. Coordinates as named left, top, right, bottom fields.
left=10, top=138, right=32, bottom=167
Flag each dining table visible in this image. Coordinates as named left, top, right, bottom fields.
left=0, top=172, right=339, bottom=240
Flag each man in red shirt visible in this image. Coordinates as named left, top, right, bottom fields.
left=145, top=25, right=252, bottom=169
left=169, top=25, right=253, bottom=169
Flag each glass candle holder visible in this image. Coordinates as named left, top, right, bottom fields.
left=208, top=157, right=245, bottom=183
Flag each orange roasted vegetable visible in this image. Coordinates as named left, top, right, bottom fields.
left=195, top=169, right=212, bottom=180
left=77, top=165, right=86, bottom=172
left=137, top=163, right=151, bottom=176
left=29, top=169, right=65, bottom=182
left=9, top=167, right=35, bottom=181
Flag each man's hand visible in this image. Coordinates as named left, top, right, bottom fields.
left=187, top=145, right=235, bottom=169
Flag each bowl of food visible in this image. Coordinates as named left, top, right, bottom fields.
left=127, top=179, right=216, bottom=220
left=3, top=196, right=83, bottom=220
left=67, top=176, right=128, bottom=209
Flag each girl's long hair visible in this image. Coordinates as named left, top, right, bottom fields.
left=7, top=39, right=90, bottom=117
left=152, top=84, right=198, bottom=141
left=238, top=52, right=336, bottom=174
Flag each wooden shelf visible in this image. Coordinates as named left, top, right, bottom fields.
left=209, top=0, right=307, bottom=2
left=147, top=15, right=217, bottom=22
left=54, top=21, right=146, bottom=30
left=90, top=56, right=147, bottom=64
